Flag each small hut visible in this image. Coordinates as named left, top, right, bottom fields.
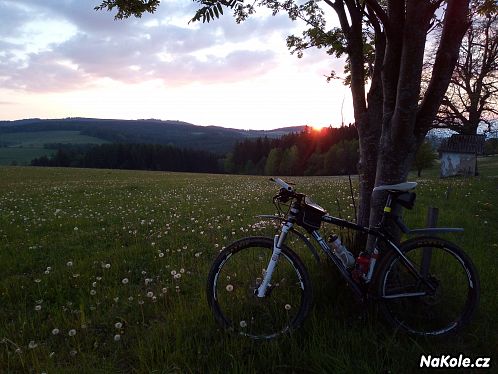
left=438, top=134, right=485, bottom=177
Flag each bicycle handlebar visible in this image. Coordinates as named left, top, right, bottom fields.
left=270, top=177, right=294, bottom=192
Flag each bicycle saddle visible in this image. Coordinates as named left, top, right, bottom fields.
left=373, top=182, right=417, bottom=192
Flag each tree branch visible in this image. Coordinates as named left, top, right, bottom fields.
left=416, top=0, right=471, bottom=135
left=364, top=0, right=389, bottom=29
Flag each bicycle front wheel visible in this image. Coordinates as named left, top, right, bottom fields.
left=206, top=237, right=312, bottom=339
left=376, top=236, right=480, bottom=336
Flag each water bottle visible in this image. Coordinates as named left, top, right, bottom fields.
left=352, top=252, right=371, bottom=283
left=328, top=234, right=355, bottom=268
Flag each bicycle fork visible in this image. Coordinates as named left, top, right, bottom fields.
left=256, top=221, right=293, bottom=298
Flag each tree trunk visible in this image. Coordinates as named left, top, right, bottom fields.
left=367, top=1, right=434, bottom=243
left=366, top=0, right=470, bottom=245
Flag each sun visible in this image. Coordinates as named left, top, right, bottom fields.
left=310, top=125, right=325, bottom=132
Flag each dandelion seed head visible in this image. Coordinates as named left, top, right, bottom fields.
left=68, top=329, right=76, bottom=337
left=121, top=278, right=129, bottom=284
left=226, top=284, right=234, bottom=292
left=114, top=334, right=121, bottom=342
left=239, top=320, right=247, bottom=328
left=52, top=328, right=60, bottom=335
left=114, top=322, right=123, bottom=329
left=285, top=304, right=292, bottom=311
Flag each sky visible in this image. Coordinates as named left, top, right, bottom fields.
left=0, top=0, right=354, bottom=130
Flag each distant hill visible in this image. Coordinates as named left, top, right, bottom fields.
left=0, top=118, right=306, bottom=154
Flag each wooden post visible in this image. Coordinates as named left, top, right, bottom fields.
left=445, top=186, right=451, bottom=200
left=426, top=207, right=439, bottom=228
left=421, top=207, right=439, bottom=276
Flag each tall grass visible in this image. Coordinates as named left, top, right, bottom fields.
left=0, top=159, right=496, bottom=373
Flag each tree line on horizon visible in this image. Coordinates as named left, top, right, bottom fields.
left=31, top=143, right=220, bottom=173
left=30, top=125, right=361, bottom=176
left=224, top=125, right=359, bottom=175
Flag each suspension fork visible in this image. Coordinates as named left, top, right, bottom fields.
left=256, top=220, right=293, bottom=298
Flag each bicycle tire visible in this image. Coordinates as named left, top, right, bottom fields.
left=375, top=236, right=480, bottom=336
left=206, top=236, right=312, bottom=339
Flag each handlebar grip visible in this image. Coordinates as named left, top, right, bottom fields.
left=270, top=177, right=294, bottom=192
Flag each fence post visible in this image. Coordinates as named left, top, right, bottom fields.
left=421, top=207, right=439, bottom=276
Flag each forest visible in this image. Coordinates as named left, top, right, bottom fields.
left=225, top=124, right=359, bottom=175
left=31, top=143, right=220, bottom=173
left=30, top=125, right=360, bottom=176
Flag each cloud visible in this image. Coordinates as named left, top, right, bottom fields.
left=0, top=0, right=330, bottom=92
left=0, top=2, right=30, bottom=38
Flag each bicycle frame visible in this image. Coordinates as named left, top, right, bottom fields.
left=256, top=212, right=441, bottom=302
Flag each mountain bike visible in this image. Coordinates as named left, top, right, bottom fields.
left=206, top=178, right=480, bottom=339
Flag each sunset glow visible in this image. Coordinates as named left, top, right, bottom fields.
left=311, top=125, right=327, bottom=132
left=0, top=0, right=355, bottom=130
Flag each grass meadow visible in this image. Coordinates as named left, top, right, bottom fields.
left=0, top=158, right=497, bottom=373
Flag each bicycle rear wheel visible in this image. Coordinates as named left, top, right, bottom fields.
left=206, top=237, right=312, bottom=339
left=376, top=236, right=479, bottom=336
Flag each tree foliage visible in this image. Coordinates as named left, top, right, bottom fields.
left=413, top=141, right=437, bottom=177
left=95, top=0, right=160, bottom=19
left=226, top=125, right=359, bottom=175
